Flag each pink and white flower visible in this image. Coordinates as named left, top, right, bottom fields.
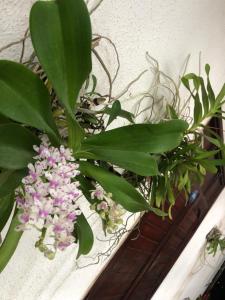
left=15, top=135, right=81, bottom=256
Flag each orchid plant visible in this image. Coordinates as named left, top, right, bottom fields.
left=0, top=0, right=225, bottom=273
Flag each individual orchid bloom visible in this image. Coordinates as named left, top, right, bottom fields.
left=91, top=187, right=104, bottom=200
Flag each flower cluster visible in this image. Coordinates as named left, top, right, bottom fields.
left=91, top=187, right=125, bottom=233
left=15, top=136, right=81, bottom=258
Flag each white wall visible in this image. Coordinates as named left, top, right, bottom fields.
left=152, top=188, right=225, bottom=300
left=0, top=1, right=225, bottom=300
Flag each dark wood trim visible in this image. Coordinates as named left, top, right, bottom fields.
left=85, top=117, right=225, bottom=300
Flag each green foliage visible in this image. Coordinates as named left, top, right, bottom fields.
left=206, top=227, right=225, bottom=257
left=105, top=100, right=134, bottom=126
left=0, top=210, right=23, bottom=273
left=0, top=60, right=59, bottom=144
left=78, top=120, right=188, bottom=176
left=0, top=195, right=14, bottom=232
left=75, top=213, right=94, bottom=258
left=150, top=134, right=222, bottom=214
left=30, top=0, right=92, bottom=118
left=0, top=169, right=26, bottom=198
left=182, top=65, right=225, bottom=131
left=79, top=161, right=150, bottom=212
left=0, top=124, right=40, bottom=170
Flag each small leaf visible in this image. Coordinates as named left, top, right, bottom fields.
left=166, top=104, right=178, bottom=119
left=75, top=213, right=94, bottom=258
left=30, top=0, right=92, bottom=116
left=104, top=107, right=134, bottom=124
left=200, top=160, right=218, bottom=174
left=107, top=100, right=122, bottom=126
left=193, top=92, right=202, bottom=126
left=0, top=60, right=59, bottom=144
left=150, top=207, right=168, bottom=217
left=199, top=77, right=209, bottom=115
left=79, top=161, right=150, bottom=212
left=89, top=75, right=97, bottom=95
left=0, top=124, right=39, bottom=170
left=0, top=210, right=23, bottom=273
left=216, top=83, right=225, bottom=104
left=205, top=64, right=216, bottom=106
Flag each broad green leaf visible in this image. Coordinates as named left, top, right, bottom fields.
left=0, top=169, right=26, bottom=198
left=0, top=194, right=14, bottom=232
left=81, top=120, right=188, bottom=153
left=76, top=149, right=158, bottom=176
left=75, top=213, right=94, bottom=258
left=0, top=210, right=23, bottom=273
left=0, top=124, right=39, bottom=170
left=0, top=60, right=59, bottom=144
left=79, top=161, right=150, bottom=212
left=30, top=0, right=92, bottom=116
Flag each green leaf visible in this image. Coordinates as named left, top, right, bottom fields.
left=77, top=175, right=95, bottom=205
left=89, top=75, right=97, bottom=95
left=150, top=207, right=168, bottom=217
left=81, top=120, right=188, bottom=154
left=104, top=107, right=134, bottom=124
left=79, top=120, right=187, bottom=175
left=30, top=0, right=92, bottom=116
left=204, top=135, right=223, bottom=149
left=205, top=64, right=216, bottom=106
left=0, top=210, right=23, bottom=273
left=0, top=194, right=14, bottom=232
left=200, top=160, right=218, bottom=174
left=199, top=77, right=209, bottom=115
left=77, top=149, right=158, bottom=176
left=195, top=150, right=219, bottom=160
left=79, top=161, right=150, bottom=212
left=0, top=113, right=10, bottom=125
left=107, top=100, right=122, bottom=126
left=0, top=60, right=59, bottom=144
left=216, top=83, right=225, bottom=104
left=66, top=112, right=85, bottom=152
left=193, top=92, right=202, bottom=125
left=0, top=169, right=26, bottom=198
left=75, top=213, right=94, bottom=258
left=0, top=124, right=39, bottom=170
left=166, top=104, right=178, bottom=119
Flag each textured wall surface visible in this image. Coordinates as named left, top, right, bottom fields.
left=0, top=1, right=225, bottom=300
